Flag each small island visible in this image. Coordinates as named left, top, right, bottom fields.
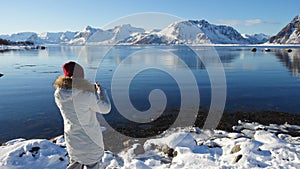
left=0, top=38, right=39, bottom=52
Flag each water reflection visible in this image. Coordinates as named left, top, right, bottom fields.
left=76, top=46, right=208, bottom=80
left=110, top=46, right=205, bottom=69
left=76, top=45, right=240, bottom=73
left=274, top=49, right=300, bottom=76
left=215, top=47, right=242, bottom=63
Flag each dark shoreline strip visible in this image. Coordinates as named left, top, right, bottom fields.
left=111, top=110, right=300, bottom=138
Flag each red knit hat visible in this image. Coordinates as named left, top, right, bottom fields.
left=62, top=61, right=84, bottom=78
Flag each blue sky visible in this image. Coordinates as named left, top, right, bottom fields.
left=1, top=0, right=299, bottom=35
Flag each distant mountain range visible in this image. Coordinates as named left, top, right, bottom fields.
left=1, top=15, right=299, bottom=45
left=125, top=20, right=256, bottom=45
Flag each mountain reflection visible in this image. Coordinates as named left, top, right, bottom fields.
left=110, top=46, right=239, bottom=70
left=274, top=48, right=300, bottom=77
left=76, top=46, right=240, bottom=76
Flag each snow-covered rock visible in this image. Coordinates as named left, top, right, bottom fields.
left=1, top=122, right=299, bottom=168
left=267, top=14, right=300, bottom=44
left=0, top=139, right=68, bottom=169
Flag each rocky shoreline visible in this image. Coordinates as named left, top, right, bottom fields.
left=216, top=111, right=300, bottom=134
left=1, top=110, right=299, bottom=149
left=100, top=110, right=300, bottom=153
left=108, top=110, right=300, bottom=138
left=1, top=116, right=299, bottom=168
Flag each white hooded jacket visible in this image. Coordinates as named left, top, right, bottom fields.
left=54, top=76, right=111, bottom=165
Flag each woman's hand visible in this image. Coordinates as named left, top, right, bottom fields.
left=95, top=82, right=101, bottom=96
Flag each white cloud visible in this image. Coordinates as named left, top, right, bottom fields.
left=217, top=19, right=280, bottom=26
left=244, top=19, right=263, bottom=26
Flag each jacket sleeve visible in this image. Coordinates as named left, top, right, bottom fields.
left=89, top=87, right=111, bottom=114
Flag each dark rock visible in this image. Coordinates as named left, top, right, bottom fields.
left=19, top=152, right=26, bottom=157
left=250, top=48, right=257, bottom=52
left=0, top=73, right=3, bottom=77
left=232, top=154, right=243, bottom=164
left=59, top=157, right=64, bottom=161
left=29, top=146, right=40, bottom=157
left=167, top=148, right=175, bottom=157
left=173, top=150, right=178, bottom=157
left=49, top=137, right=57, bottom=143
left=29, top=146, right=40, bottom=153
left=0, top=49, right=10, bottom=53
left=160, top=144, right=177, bottom=157
left=283, top=49, right=292, bottom=53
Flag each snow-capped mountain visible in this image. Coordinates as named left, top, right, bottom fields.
left=0, top=31, right=78, bottom=44
left=124, top=33, right=163, bottom=44
left=108, top=24, right=145, bottom=43
left=78, top=24, right=145, bottom=45
left=123, top=21, right=211, bottom=45
left=68, top=26, right=99, bottom=45
left=124, top=20, right=252, bottom=45
left=267, top=15, right=300, bottom=44
left=0, top=32, right=36, bottom=42
left=189, top=20, right=249, bottom=44
left=242, top=33, right=270, bottom=44
left=68, top=24, right=145, bottom=45
left=159, top=20, right=212, bottom=44
left=39, top=31, right=77, bottom=43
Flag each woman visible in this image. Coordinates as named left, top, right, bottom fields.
left=54, top=61, right=111, bottom=169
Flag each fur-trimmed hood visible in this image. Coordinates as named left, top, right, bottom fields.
left=53, top=75, right=95, bottom=92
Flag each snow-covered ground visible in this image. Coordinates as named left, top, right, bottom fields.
left=1, top=121, right=299, bottom=169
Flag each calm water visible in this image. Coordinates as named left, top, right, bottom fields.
left=1, top=45, right=300, bottom=142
